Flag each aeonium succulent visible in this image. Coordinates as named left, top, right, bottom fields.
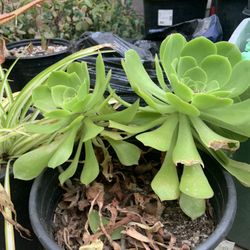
left=13, top=53, right=141, bottom=186
left=113, top=33, right=250, bottom=219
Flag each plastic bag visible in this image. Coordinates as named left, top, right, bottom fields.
left=145, top=15, right=222, bottom=42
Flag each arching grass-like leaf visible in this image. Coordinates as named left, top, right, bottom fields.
left=179, top=193, right=206, bottom=220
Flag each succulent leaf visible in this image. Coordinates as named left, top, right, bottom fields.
left=179, top=193, right=206, bottom=220
left=136, top=114, right=178, bottom=151
left=180, top=36, right=217, bottom=64
left=200, top=55, right=232, bottom=87
left=172, top=114, right=203, bottom=166
left=180, top=164, right=214, bottom=199
left=151, top=139, right=180, bottom=200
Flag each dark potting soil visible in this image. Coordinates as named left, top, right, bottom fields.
left=53, top=159, right=215, bottom=250
left=8, top=44, right=68, bottom=57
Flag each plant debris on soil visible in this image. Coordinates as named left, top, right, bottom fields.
left=8, top=44, right=68, bottom=57
left=53, top=156, right=215, bottom=250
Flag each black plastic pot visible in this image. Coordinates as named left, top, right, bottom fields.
left=29, top=155, right=236, bottom=250
left=3, top=38, right=71, bottom=92
left=0, top=168, right=43, bottom=250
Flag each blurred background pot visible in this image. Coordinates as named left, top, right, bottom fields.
left=3, top=38, right=71, bottom=92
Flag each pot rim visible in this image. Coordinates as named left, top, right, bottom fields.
left=6, top=38, right=71, bottom=60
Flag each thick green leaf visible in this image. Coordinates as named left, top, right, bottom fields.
left=160, top=33, right=187, bottom=78
left=32, top=85, right=57, bottom=112
left=151, top=134, right=180, bottom=200
left=80, top=140, right=99, bottom=185
left=67, top=62, right=90, bottom=92
left=222, top=60, right=250, bottom=97
left=190, top=116, right=239, bottom=151
left=208, top=149, right=250, bottom=187
left=123, top=50, right=167, bottom=102
left=216, top=41, right=242, bottom=67
left=183, top=66, right=207, bottom=83
left=177, top=56, right=197, bottom=78
left=51, top=85, right=72, bottom=108
left=107, top=139, right=141, bottom=166
left=94, top=100, right=139, bottom=124
left=180, top=36, right=217, bottom=64
left=179, top=193, right=206, bottom=220
left=81, top=118, right=104, bottom=142
left=201, top=99, right=250, bottom=137
left=155, top=54, right=170, bottom=92
left=173, top=114, right=203, bottom=166
left=13, top=139, right=62, bottom=180
left=48, top=117, right=82, bottom=168
left=46, top=71, right=81, bottom=90
left=85, top=54, right=110, bottom=110
left=59, top=139, right=83, bottom=185
left=180, top=164, right=214, bottom=199
left=200, top=55, right=232, bottom=87
left=192, top=93, right=233, bottom=110
left=109, top=116, right=166, bottom=135
left=166, top=93, right=200, bottom=116
left=169, top=74, right=193, bottom=102
left=136, top=114, right=178, bottom=151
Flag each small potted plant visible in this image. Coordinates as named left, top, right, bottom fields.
left=6, top=33, right=250, bottom=249
left=0, top=44, right=108, bottom=249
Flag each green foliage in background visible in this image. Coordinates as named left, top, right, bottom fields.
left=0, top=0, right=144, bottom=41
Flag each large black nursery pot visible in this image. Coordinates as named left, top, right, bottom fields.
left=3, top=38, right=71, bottom=92
left=29, top=155, right=236, bottom=250
left=0, top=168, right=43, bottom=250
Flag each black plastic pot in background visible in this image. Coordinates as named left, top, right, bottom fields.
left=143, top=0, right=207, bottom=36
left=3, top=38, right=71, bottom=92
left=227, top=139, right=250, bottom=249
left=0, top=169, right=43, bottom=250
left=29, top=155, right=236, bottom=250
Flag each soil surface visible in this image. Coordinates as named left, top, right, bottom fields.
left=53, top=156, right=215, bottom=250
left=9, top=44, right=68, bottom=57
